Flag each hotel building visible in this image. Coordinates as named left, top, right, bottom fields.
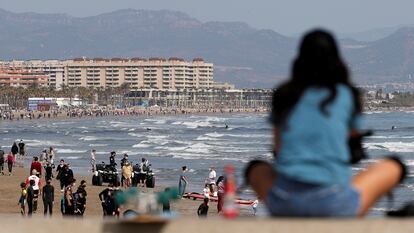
left=0, top=57, right=216, bottom=90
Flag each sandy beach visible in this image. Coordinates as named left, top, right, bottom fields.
left=0, top=166, right=253, bottom=218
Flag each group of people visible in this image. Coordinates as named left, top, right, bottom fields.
left=0, top=140, right=27, bottom=175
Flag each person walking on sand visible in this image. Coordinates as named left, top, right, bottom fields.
left=6, top=152, right=14, bottom=175
left=30, top=156, right=42, bottom=177
left=48, top=147, right=55, bottom=165
left=99, top=183, right=114, bottom=216
left=42, top=179, right=54, bottom=216
left=56, top=159, right=65, bottom=191
left=26, top=179, right=35, bottom=216
left=122, top=161, right=133, bottom=188
left=178, top=166, right=189, bottom=197
left=18, top=182, right=27, bottom=216
left=0, top=149, right=4, bottom=175
left=11, top=142, right=19, bottom=158
left=25, top=169, right=42, bottom=213
left=64, top=179, right=76, bottom=216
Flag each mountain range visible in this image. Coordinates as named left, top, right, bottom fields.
left=0, top=8, right=414, bottom=88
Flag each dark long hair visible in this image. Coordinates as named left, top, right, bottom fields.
left=271, top=29, right=361, bottom=127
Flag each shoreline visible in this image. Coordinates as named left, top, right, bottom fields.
left=1, top=106, right=269, bottom=122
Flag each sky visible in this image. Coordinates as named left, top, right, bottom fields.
left=1, top=0, right=414, bottom=36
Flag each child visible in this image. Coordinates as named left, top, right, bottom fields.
left=18, top=182, right=27, bottom=215
left=203, top=183, right=210, bottom=199
left=6, top=152, right=15, bottom=176
left=197, top=198, right=209, bottom=217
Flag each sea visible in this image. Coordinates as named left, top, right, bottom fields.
left=1, top=111, right=414, bottom=216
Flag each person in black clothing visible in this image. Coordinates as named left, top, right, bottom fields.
left=45, top=161, right=53, bottom=181
left=197, top=198, right=209, bottom=217
left=75, top=180, right=87, bottom=216
left=61, top=164, right=74, bottom=191
left=109, top=152, right=116, bottom=168
left=18, top=140, right=25, bottom=157
left=42, top=179, right=54, bottom=216
left=99, top=183, right=114, bottom=216
left=0, top=149, right=4, bottom=175
left=27, top=179, right=35, bottom=216
left=11, top=142, right=19, bottom=157
left=56, top=159, right=65, bottom=191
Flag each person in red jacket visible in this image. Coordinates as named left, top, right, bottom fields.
left=6, top=152, right=15, bottom=176
left=30, top=157, right=42, bottom=177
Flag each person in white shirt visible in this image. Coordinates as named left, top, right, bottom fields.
left=208, top=166, right=217, bottom=196
left=25, top=169, right=42, bottom=213
left=91, top=149, right=96, bottom=172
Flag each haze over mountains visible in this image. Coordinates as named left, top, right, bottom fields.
left=1, top=8, right=414, bottom=88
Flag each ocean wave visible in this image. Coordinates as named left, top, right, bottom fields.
left=132, top=142, right=152, bottom=148
left=88, top=144, right=108, bottom=147
left=64, top=156, right=82, bottom=159
left=57, top=149, right=87, bottom=154
left=205, top=132, right=224, bottom=138
left=364, top=141, right=414, bottom=153
left=196, top=136, right=220, bottom=141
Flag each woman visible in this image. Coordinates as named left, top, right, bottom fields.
left=178, top=166, right=188, bottom=197
left=122, top=161, right=133, bottom=188
left=246, top=29, right=406, bottom=217
left=6, top=152, right=15, bottom=176
left=216, top=176, right=225, bottom=213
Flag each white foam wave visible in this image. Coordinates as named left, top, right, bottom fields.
left=88, top=144, right=108, bottom=147
left=196, top=136, right=220, bottom=141
left=364, top=141, right=414, bottom=153
left=57, top=149, right=87, bottom=154
left=132, top=142, right=152, bottom=148
left=204, top=132, right=224, bottom=138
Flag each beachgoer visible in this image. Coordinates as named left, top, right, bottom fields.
left=178, top=166, right=188, bottom=197
left=0, top=149, right=4, bottom=175
left=120, top=154, right=129, bottom=186
left=48, top=147, right=55, bottom=165
left=45, top=161, right=53, bottom=181
left=203, top=183, right=210, bottom=199
left=26, top=179, right=35, bottom=216
left=197, top=198, right=209, bottom=217
left=18, top=182, right=27, bottom=216
left=245, top=29, right=406, bottom=217
left=252, top=200, right=259, bottom=216
left=6, top=152, right=15, bottom=175
left=64, top=179, right=76, bottom=216
left=42, top=179, right=54, bottom=216
left=90, top=149, right=96, bottom=172
left=208, top=166, right=217, bottom=195
left=30, top=156, right=42, bottom=177
left=56, top=159, right=66, bottom=191
left=18, top=140, right=26, bottom=157
left=75, top=180, right=87, bottom=215
left=137, top=158, right=146, bottom=187
left=122, top=161, right=133, bottom=188
left=25, top=169, right=42, bottom=213
left=113, top=181, right=122, bottom=217
left=216, top=176, right=225, bottom=213
left=99, top=183, right=114, bottom=216
left=11, top=142, right=19, bottom=157
left=109, top=151, right=116, bottom=168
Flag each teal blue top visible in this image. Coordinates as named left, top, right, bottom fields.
left=274, top=84, right=362, bottom=186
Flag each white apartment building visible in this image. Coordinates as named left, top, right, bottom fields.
left=0, top=57, right=216, bottom=90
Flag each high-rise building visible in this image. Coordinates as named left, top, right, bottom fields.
left=0, top=67, right=49, bottom=88
left=0, top=57, right=216, bottom=90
